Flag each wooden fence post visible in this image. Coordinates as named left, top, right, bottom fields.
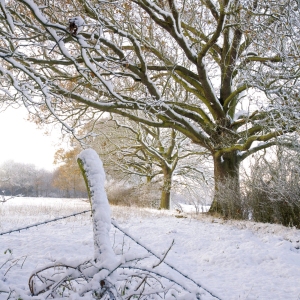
left=77, top=149, right=116, bottom=263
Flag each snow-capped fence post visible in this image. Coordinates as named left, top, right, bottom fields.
left=77, top=149, right=116, bottom=263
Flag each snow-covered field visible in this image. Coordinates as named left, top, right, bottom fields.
left=0, top=197, right=300, bottom=300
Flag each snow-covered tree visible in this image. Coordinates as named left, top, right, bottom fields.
left=0, top=160, right=52, bottom=196
left=85, top=116, right=209, bottom=209
left=53, top=148, right=87, bottom=197
left=0, top=161, right=35, bottom=195
left=0, top=0, right=299, bottom=214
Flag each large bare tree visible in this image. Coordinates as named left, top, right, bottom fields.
left=0, top=0, right=299, bottom=213
left=85, top=116, right=209, bottom=209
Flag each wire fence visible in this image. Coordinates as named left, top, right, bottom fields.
left=0, top=210, right=92, bottom=236
left=0, top=209, right=221, bottom=299
left=111, top=219, right=221, bottom=300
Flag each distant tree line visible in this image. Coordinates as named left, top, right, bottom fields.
left=0, top=158, right=87, bottom=198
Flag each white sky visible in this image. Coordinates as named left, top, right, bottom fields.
left=0, top=106, right=65, bottom=170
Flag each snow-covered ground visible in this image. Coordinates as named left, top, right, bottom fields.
left=0, top=197, right=300, bottom=300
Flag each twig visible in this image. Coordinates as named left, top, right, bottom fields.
left=4, top=256, right=27, bottom=276
left=117, top=265, right=192, bottom=294
left=49, top=35, right=65, bottom=54
left=0, top=257, right=13, bottom=269
left=20, top=255, right=27, bottom=269
left=152, top=239, right=174, bottom=268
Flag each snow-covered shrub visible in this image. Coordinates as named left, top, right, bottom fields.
left=173, top=186, right=212, bottom=214
left=28, top=253, right=202, bottom=299
left=105, top=181, right=160, bottom=208
left=105, top=181, right=136, bottom=206
left=242, top=151, right=300, bottom=228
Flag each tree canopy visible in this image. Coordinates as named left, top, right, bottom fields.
left=0, top=0, right=299, bottom=212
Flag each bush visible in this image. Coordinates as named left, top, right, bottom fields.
left=105, top=181, right=160, bottom=208
left=242, top=149, right=300, bottom=228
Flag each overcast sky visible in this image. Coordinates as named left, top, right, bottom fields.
left=0, top=106, right=65, bottom=170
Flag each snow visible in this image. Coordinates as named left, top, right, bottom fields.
left=233, top=109, right=249, bottom=121
left=77, top=149, right=116, bottom=264
left=0, top=197, right=299, bottom=299
left=0, top=0, right=14, bottom=33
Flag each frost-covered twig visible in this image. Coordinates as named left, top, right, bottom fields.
left=29, top=255, right=198, bottom=299
left=0, top=254, right=27, bottom=277
left=3, top=256, right=27, bottom=276
left=152, top=239, right=174, bottom=268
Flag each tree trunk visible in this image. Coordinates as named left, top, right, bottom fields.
left=160, top=167, right=172, bottom=209
left=209, top=151, right=242, bottom=218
